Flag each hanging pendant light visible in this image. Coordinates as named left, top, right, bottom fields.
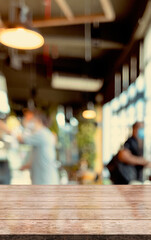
left=0, top=27, right=44, bottom=50
left=0, top=1, right=44, bottom=50
left=82, top=102, right=96, bottom=120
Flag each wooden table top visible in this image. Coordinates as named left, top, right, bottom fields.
left=0, top=185, right=151, bottom=238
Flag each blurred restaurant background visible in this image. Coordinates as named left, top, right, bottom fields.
left=0, top=0, right=151, bottom=185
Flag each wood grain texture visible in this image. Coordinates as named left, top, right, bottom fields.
left=0, top=185, right=151, bottom=235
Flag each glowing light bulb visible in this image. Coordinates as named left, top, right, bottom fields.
left=82, top=110, right=96, bottom=119
left=0, top=28, right=44, bottom=50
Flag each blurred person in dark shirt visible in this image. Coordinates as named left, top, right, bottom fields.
left=118, top=122, right=149, bottom=183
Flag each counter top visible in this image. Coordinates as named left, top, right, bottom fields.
left=0, top=185, right=151, bottom=239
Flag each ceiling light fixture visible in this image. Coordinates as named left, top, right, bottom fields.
left=52, top=74, right=103, bottom=92
left=0, top=1, right=44, bottom=50
left=82, top=102, right=96, bottom=120
left=82, top=110, right=96, bottom=119
left=0, top=27, right=44, bottom=50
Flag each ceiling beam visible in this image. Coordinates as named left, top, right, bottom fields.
left=33, top=13, right=113, bottom=28
left=55, top=0, right=74, bottom=20
left=134, top=0, right=151, bottom=40
left=33, top=0, right=115, bottom=28
left=99, top=0, right=115, bottom=20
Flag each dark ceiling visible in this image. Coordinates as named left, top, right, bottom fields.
left=0, top=0, right=149, bottom=111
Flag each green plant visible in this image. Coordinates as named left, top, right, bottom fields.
left=77, top=122, right=96, bottom=169
left=48, top=106, right=58, bottom=134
